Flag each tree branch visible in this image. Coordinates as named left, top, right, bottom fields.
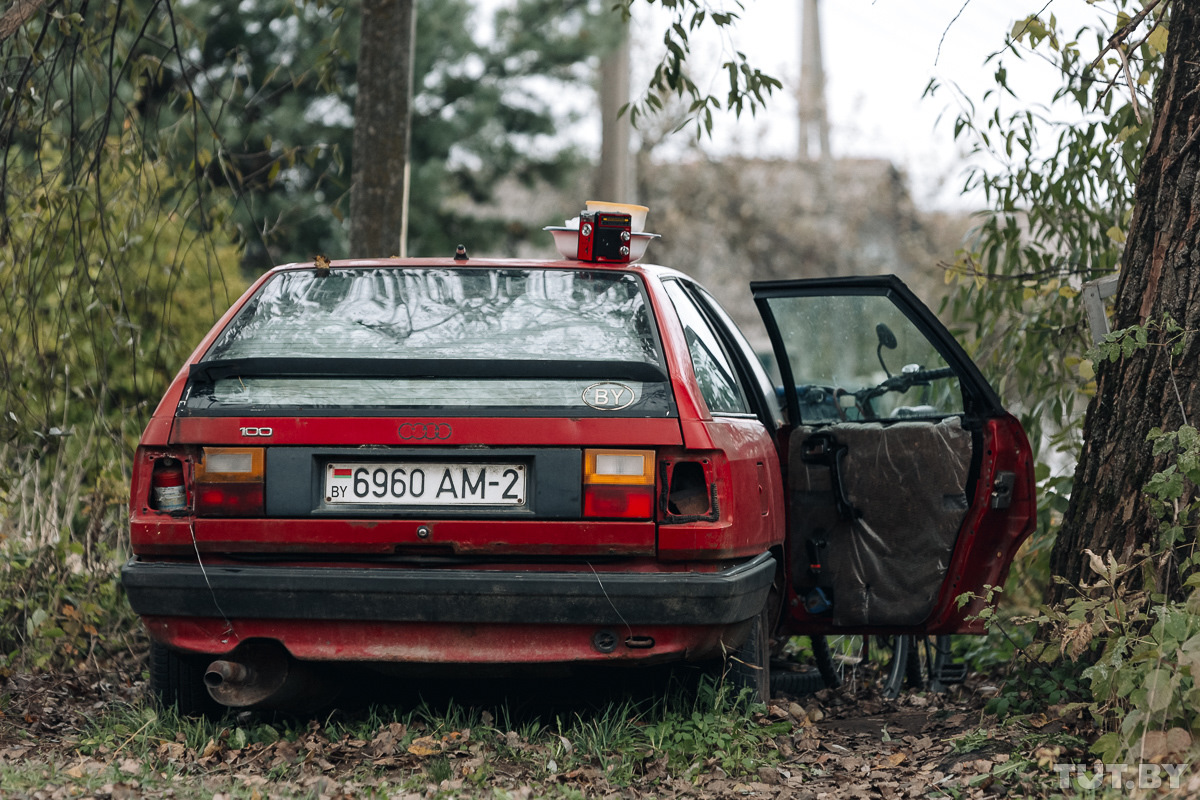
left=1116, top=45, right=1144, bottom=124
left=1089, top=0, right=1167, bottom=71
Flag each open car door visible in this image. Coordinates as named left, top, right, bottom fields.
left=752, top=275, right=1036, bottom=636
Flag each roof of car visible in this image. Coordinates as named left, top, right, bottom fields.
left=269, top=257, right=677, bottom=276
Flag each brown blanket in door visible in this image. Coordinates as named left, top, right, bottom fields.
left=790, top=418, right=972, bottom=627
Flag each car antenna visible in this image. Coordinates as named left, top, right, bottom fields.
left=454, top=244, right=469, bottom=261
left=314, top=254, right=331, bottom=277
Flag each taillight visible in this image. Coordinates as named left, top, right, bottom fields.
left=194, top=447, right=264, bottom=516
left=150, top=457, right=187, bottom=512
left=583, top=449, right=655, bottom=519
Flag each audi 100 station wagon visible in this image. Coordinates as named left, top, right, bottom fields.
left=122, top=205, right=1035, bottom=713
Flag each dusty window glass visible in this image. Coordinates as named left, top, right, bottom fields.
left=206, top=268, right=661, bottom=365
left=688, top=282, right=780, bottom=423
left=207, top=378, right=652, bottom=409
left=763, top=294, right=963, bottom=423
left=189, top=268, right=672, bottom=415
left=663, top=281, right=748, bottom=414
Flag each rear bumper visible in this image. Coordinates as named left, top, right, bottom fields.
left=121, top=552, right=775, bottom=627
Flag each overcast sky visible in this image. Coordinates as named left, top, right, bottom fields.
left=621, top=0, right=1113, bottom=209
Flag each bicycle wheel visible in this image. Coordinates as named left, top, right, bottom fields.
left=875, top=635, right=912, bottom=699
left=815, top=633, right=867, bottom=689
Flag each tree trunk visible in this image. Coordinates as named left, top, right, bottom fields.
left=349, top=0, right=416, bottom=257
left=1049, top=3, right=1200, bottom=604
left=0, top=0, right=48, bottom=44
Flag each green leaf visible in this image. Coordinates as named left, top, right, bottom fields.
left=1146, top=25, right=1169, bottom=55
left=1143, top=668, right=1175, bottom=713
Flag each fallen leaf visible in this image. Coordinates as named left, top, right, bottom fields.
left=756, top=766, right=781, bottom=785
left=407, top=735, right=441, bottom=757
left=1140, top=728, right=1192, bottom=763
left=157, top=741, right=185, bottom=760
left=367, top=722, right=404, bottom=758
left=1034, top=745, right=1063, bottom=767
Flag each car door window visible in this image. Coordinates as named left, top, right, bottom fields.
left=763, top=293, right=963, bottom=423
left=664, top=281, right=748, bottom=415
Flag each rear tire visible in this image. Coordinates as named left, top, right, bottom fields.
left=728, top=603, right=771, bottom=703
left=149, top=641, right=221, bottom=717
left=770, top=665, right=827, bottom=696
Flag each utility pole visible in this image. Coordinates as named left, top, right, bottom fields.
left=798, top=0, right=830, bottom=163
left=598, top=13, right=634, bottom=203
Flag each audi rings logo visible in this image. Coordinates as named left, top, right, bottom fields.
left=398, top=422, right=453, bottom=440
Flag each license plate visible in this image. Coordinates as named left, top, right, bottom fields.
left=325, top=462, right=526, bottom=506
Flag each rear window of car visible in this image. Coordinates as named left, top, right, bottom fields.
left=182, top=267, right=674, bottom=417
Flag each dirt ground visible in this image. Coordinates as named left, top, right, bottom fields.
left=0, top=644, right=1128, bottom=800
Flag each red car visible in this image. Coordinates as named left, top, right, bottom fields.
left=123, top=221, right=1034, bottom=714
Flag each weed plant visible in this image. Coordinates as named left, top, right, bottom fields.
left=0, top=434, right=136, bottom=673
left=955, top=321, right=1200, bottom=766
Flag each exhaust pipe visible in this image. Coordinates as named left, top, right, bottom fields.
left=204, top=641, right=336, bottom=712
left=205, top=659, right=253, bottom=689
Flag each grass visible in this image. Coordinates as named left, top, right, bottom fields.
left=0, top=670, right=787, bottom=799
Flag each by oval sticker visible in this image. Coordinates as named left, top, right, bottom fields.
left=582, top=382, right=637, bottom=411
